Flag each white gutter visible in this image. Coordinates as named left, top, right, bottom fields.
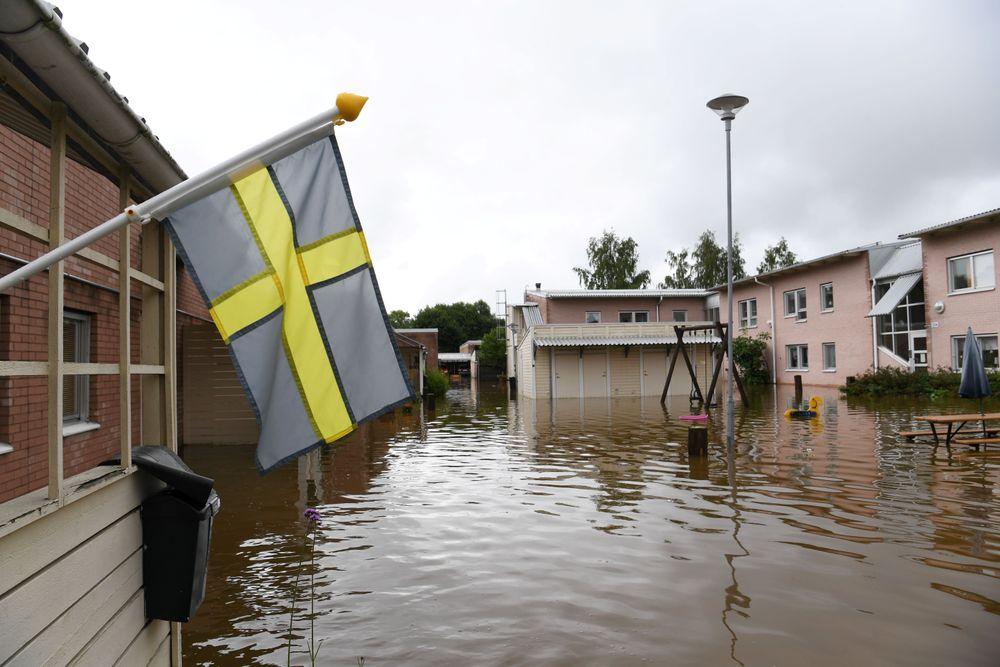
left=0, top=0, right=186, bottom=191
left=754, top=276, right=778, bottom=384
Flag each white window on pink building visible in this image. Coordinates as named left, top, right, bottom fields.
left=786, top=344, right=808, bottom=370
left=738, top=298, right=757, bottom=328
left=585, top=311, right=601, bottom=324
left=783, top=288, right=806, bottom=320
left=952, top=334, right=999, bottom=370
left=820, top=283, right=834, bottom=312
left=948, top=250, right=995, bottom=293
left=822, top=342, right=836, bottom=371
left=619, top=311, right=649, bottom=323
left=672, top=310, right=687, bottom=322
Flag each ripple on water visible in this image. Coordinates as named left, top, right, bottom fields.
left=184, top=385, right=1000, bottom=666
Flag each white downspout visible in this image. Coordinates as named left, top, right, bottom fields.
left=871, top=280, right=879, bottom=369
left=754, top=276, right=778, bottom=384
left=656, top=296, right=663, bottom=322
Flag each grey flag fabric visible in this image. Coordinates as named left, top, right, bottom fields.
left=959, top=327, right=992, bottom=402
left=165, top=134, right=414, bottom=472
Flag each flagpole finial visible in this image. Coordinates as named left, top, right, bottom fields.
left=336, top=93, right=369, bottom=122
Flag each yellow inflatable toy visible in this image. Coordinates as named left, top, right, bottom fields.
left=785, top=396, right=823, bottom=419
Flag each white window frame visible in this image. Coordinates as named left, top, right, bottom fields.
left=785, top=343, right=809, bottom=371
left=63, top=311, right=91, bottom=425
left=951, top=333, right=999, bottom=371
left=822, top=342, right=836, bottom=372
left=672, top=309, right=687, bottom=322
left=585, top=311, right=601, bottom=324
left=820, top=283, right=834, bottom=312
left=618, top=310, right=650, bottom=323
left=783, top=288, right=807, bottom=320
left=947, top=250, right=995, bottom=294
left=738, top=298, right=758, bottom=329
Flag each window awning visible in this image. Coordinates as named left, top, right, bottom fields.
left=867, top=272, right=921, bottom=317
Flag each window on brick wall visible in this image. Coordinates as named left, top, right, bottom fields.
left=63, top=311, right=90, bottom=424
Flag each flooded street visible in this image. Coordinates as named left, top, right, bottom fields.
left=183, top=384, right=1000, bottom=666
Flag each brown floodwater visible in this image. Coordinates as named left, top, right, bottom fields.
left=182, top=383, right=1000, bottom=666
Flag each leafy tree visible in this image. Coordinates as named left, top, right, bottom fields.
left=573, top=230, right=651, bottom=290
left=660, top=230, right=746, bottom=289
left=659, top=248, right=696, bottom=289
left=733, top=331, right=771, bottom=385
left=478, top=329, right=507, bottom=372
left=389, top=310, right=413, bottom=328
left=757, top=237, right=797, bottom=274
left=413, top=300, right=496, bottom=352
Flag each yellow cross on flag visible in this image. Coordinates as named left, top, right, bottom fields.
left=166, top=134, right=414, bottom=471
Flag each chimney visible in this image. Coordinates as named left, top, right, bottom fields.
left=535, top=282, right=541, bottom=289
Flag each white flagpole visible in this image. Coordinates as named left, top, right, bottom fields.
left=0, top=93, right=368, bottom=292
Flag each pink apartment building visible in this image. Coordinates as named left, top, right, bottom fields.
left=900, top=208, right=999, bottom=372
left=719, top=209, right=998, bottom=386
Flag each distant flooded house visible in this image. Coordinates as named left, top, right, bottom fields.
left=507, top=288, right=718, bottom=399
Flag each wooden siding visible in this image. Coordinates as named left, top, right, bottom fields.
left=182, top=323, right=258, bottom=445
left=609, top=348, right=641, bottom=397
left=0, top=471, right=169, bottom=665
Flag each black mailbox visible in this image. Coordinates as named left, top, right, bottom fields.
left=110, top=446, right=221, bottom=623
left=142, top=486, right=221, bottom=622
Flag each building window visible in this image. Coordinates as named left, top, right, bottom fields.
left=822, top=342, right=836, bottom=371
left=585, top=311, right=601, bottom=324
left=672, top=310, right=687, bottom=322
left=786, top=344, right=809, bottom=370
left=738, top=298, right=757, bottom=328
left=783, top=288, right=807, bottom=320
left=619, top=311, right=649, bottom=323
left=63, top=311, right=90, bottom=424
left=820, top=283, right=834, bottom=312
left=705, top=306, right=720, bottom=322
left=948, top=250, right=995, bottom=293
left=875, top=278, right=925, bottom=361
left=952, top=334, right=999, bottom=370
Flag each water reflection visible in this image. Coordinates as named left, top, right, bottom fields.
left=184, top=383, right=1000, bottom=666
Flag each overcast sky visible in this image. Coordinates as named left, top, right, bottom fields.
left=62, top=1, right=1000, bottom=314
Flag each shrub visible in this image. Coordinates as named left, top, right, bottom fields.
left=732, top=331, right=771, bottom=385
left=840, top=366, right=1000, bottom=398
left=425, top=368, right=449, bottom=396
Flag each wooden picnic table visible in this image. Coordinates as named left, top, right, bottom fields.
left=916, top=413, right=1000, bottom=445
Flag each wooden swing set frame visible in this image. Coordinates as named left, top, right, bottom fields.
left=659, top=322, right=749, bottom=407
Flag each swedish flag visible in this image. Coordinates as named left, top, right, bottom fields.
left=166, top=134, right=414, bottom=471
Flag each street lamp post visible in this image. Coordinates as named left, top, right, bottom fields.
left=706, top=94, right=749, bottom=452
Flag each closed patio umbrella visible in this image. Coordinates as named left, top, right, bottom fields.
left=958, top=327, right=992, bottom=433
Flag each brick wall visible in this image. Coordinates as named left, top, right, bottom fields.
left=0, top=124, right=210, bottom=502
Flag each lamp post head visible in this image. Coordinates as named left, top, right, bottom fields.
left=707, top=94, right=749, bottom=121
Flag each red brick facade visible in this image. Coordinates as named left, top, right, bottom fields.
left=0, top=124, right=211, bottom=502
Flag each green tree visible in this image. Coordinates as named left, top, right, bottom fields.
left=659, top=248, right=696, bottom=288
left=478, top=329, right=507, bottom=372
left=757, top=237, right=797, bottom=274
left=661, top=230, right=746, bottom=289
left=733, top=331, right=771, bottom=385
left=413, top=300, right=496, bottom=352
left=573, top=230, right=651, bottom=289
left=389, top=310, right=413, bottom=328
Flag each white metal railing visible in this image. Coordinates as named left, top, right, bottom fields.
left=531, top=320, right=719, bottom=340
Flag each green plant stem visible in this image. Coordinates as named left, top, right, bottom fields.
left=286, top=530, right=307, bottom=666
left=309, top=525, right=318, bottom=666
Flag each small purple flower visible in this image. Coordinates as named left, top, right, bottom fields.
left=303, top=508, right=321, bottom=523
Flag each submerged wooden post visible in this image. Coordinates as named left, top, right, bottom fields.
left=687, top=426, right=708, bottom=456
left=794, top=374, right=803, bottom=406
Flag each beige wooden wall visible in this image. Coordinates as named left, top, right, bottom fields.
left=0, top=471, right=169, bottom=664
left=182, top=324, right=258, bottom=445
